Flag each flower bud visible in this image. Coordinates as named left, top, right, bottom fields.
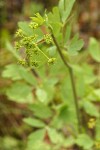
left=48, top=58, right=56, bottom=65
left=44, top=34, right=53, bottom=44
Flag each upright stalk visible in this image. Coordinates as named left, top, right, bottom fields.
left=68, top=68, right=81, bottom=133
left=52, top=34, right=81, bottom=133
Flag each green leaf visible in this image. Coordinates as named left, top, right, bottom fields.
left=71, top=33, right=79, bottom=44
left=59, top=0, right=75, bottom=22
left=58, top=104, right=68, bottom=121
left=82, top=63, right=96, bottom=84
left=47, top=127, right=63, bottom=144
left=93, top=89, right=100, bottom=101
left=30, top=13, right=44, bottom=25
left=58, top=103, right=77, bottom=124
left=63, top=136, right=75, bottom=147
left=18, top=21, right=34, bottom=36
left=28, top=129, right=45, bottom=142
left=76, top=73, right=85, bottom=97
left=48, top=7, right=61, bottom=36
left=64, top=24, right=71, bottom=43
left=33, top=27, right=43, bottom=37
left=26, top=141, right=50, bottom=150
left=60, top=76, right=74, bottom=104
left=36, top=88, right=47, bottom=103
left=2, top=64, right=23, bottom=80
left=48, top=7, right=60, bottom=23
left=42, top=78, right=58, bottom=103
left=83, top=101, right=99, bottom=117
left=27, top=130, right=50, bottom=150
left=2, top=64, right=37, bottom=86
left=67, top=38, right=84, bottom=55
left=47, top=46, right=57, bottom=57
left=29, top=103, right=53, bottom=119
left=75, top=134, right=94, bottom=149
left=23, top=118, right=45, bottom=128
left=6, top=41, right=20, bottom=59
left=88, top=38, right=100, bottom=62
left=6, top=82, right=33, bottom=103
left=0, top=136, right=18, bottom=149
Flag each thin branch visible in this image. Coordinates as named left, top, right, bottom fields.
left=31, top=68, right=40, bottom=78
left=52, top=34, right=70, bottom=68
left=36, top=39, right=45, bottom=45
left=52, top=33, right=81, bottom=133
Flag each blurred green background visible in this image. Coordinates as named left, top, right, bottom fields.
left=0, top=0, right=100, bottom=150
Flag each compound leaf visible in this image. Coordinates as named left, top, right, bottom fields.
left=75, top=134, right=94, bottom=149
left=29, top=103, right=53, bottom=119
left=6, top=82, right=33, bottom=103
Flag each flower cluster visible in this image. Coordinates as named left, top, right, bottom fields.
left=15, top=29, right=24, bottom=37
left=15, top=13, right=56, bottom=68
left=44, top=34, right=53, bottom=44
left=29, top=22, right=39, bottom=29
left=21, top=35, right=37, bottom=48
left=18, top=59, right=26, bottom=66
left=15, top=42, right=22, bottom=50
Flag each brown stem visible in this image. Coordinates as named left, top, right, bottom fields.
left=52, top=34, right=81, bottom=133
left=36, top=39, right=45, bottom=45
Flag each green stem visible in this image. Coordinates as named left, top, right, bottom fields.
left=52, top=34, right=81, bottom=133
left=68, top=68, right=82, bottom=133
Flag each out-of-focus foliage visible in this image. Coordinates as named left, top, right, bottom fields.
left=88, top=38, right=100, bottom=62
left=0, top=0, right=100, bottom=150
left=0, top=136, right=25, bottom=150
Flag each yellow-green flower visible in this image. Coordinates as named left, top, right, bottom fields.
left=95, top=140, right=100, bottom=149
left=44, top=34, right=53, bottom=44
left=87, top=118, right=96, bottom=129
